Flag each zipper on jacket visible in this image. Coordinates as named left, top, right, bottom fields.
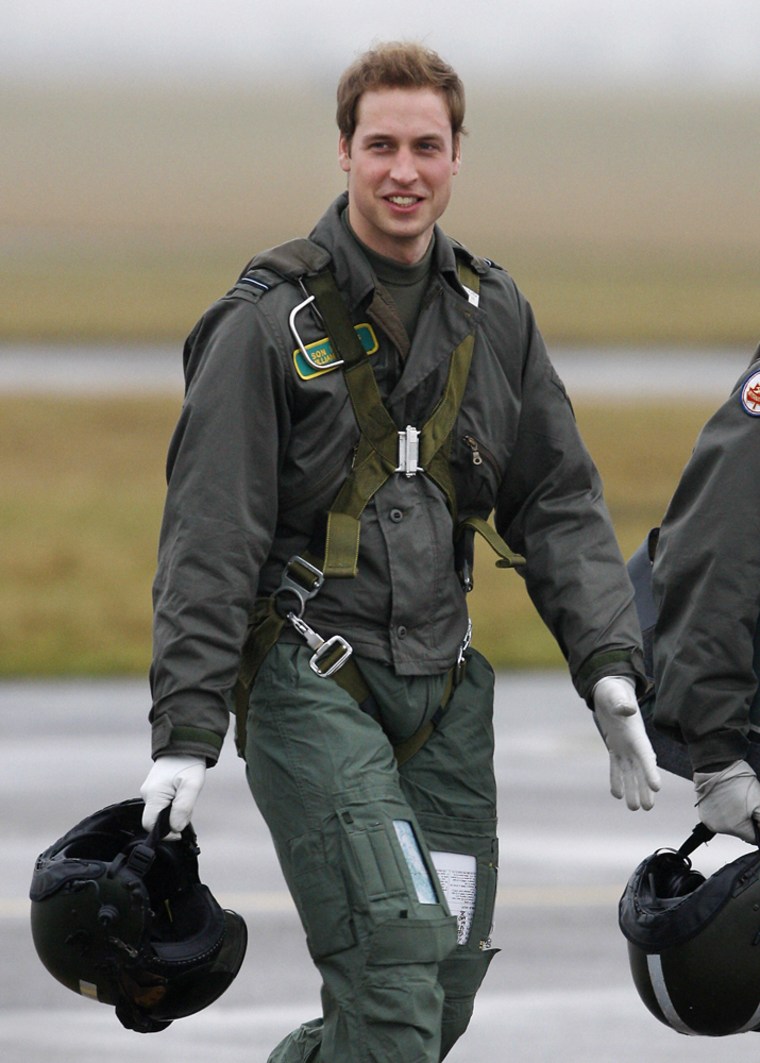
left=462, top=434, right=501, bottom=481
left=462, top=434, right=484, bottom=466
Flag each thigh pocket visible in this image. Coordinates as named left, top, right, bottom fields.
left=339, top=806, right=434, bottom=905
left=334, top=799, right=459, bottom=969
left=338, top=802, right=454, bottom=929
left=345, top=817, right=409, bottom=902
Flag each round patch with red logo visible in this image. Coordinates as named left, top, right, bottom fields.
left=740, top=370, right=760, bottom=416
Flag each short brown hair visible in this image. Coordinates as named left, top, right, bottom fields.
left=336, top=41, right=466, bottom=148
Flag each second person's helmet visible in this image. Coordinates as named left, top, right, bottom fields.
left=619, top=822, right=760, bottom=1036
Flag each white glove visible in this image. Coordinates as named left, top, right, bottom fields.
left=140, top=754, right=206, bottom=835
left=592, top=676, right=661, bottom=810
left=694, top=760, right=760, bottom=844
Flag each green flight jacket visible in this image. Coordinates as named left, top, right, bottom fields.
left=149, top=193, right=645, bottom=763
left=653, top=348, right=760, bottom=772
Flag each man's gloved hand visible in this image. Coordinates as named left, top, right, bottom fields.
left=694, top=760, right=760, bottom=844
left=592, top=676, right=661, bottom=810
left=140, top=754, right=206, bottom=835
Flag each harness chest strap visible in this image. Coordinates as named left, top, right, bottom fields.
left=301, top=265, right=478, bottom=578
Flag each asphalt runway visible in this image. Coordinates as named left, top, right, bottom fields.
left=0, top=343, right=751, bottom=399
left=2, top=673, right=758, bottom=1062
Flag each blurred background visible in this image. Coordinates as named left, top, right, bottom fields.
left=3, top=5, right=760, bottom=1061
left=2, top=0, right=759, bottom=677
left=3, top=0, right=759, bottom=343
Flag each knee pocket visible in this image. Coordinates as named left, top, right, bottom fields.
left=439, top=947, right=498, bottom=1001
left=367, top=913, right=457, bottom=967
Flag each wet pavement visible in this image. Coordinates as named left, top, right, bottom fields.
left=2, top=673, right=758, bottom=1062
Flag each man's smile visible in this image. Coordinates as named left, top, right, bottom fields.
left=386, top=194, right=422, bottom=206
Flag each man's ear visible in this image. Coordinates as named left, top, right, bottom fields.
left=338, top=133, right=351, bottom=173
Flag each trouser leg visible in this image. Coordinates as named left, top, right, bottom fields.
left=245, top=644, right=459, bottom=1063
left=398, top=649, right=500, bottom=1059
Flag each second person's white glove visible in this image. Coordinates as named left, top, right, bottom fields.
left=694, top=760, right=760, bottom=844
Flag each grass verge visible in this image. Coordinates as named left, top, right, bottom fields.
left=0, top=393, right=714, bottom=676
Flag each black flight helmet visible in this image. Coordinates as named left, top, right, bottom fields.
left=29, top=798, right=247, bottom=1033
left=619, top=822, right=760, bottom=1037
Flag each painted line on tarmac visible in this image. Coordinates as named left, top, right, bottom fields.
left=1, top=882, right=621, bottom=921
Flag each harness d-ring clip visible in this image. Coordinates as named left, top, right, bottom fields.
left=288, top=286, right=340, bottom=372
left=272, top=555, right=325, bottom=618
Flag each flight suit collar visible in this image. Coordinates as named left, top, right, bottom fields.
left=309, top=194, right=376, bottom=313
left=309, top=193, right=483, bottom=313
left=309, top=194, right=486, bottom=410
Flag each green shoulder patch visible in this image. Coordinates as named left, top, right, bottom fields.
left=293, top=323, right=378, bottom=380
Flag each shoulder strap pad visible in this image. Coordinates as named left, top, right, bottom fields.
left=450, top=239, right=491, bottom=278
left=232, top=238, right=333, bottom=300
left=246, top=238, right=332, bottom=282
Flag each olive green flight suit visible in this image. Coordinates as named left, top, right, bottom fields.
left=148, top=193, right=645, bottom=1061
left=249, top=646, right=497, bottom=1062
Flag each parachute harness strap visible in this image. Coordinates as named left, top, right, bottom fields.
left=234, top=258, right=481, bottom=756
left=301, top=265, right=479, bottom=579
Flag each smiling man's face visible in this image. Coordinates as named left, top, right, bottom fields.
left=338, top=86, right=461, bottom=265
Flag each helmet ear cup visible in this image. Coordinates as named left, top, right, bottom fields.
left=643, top=850, right=706, bottom=901
left=30, top=799, right=247, bottom=1033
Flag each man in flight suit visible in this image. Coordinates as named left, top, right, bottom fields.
left=140, top=41, right=660, bottom=1061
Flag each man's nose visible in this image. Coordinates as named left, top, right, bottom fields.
left=389, top=149, right=417, bottom=184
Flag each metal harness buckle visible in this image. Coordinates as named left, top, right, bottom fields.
left=272, top=556, right=325, bottom=618
left=396, top=425, right=423, bottom=477
left=287, top=614, right=354, bottom=678
left=308, top=634, right=354, bottom=678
